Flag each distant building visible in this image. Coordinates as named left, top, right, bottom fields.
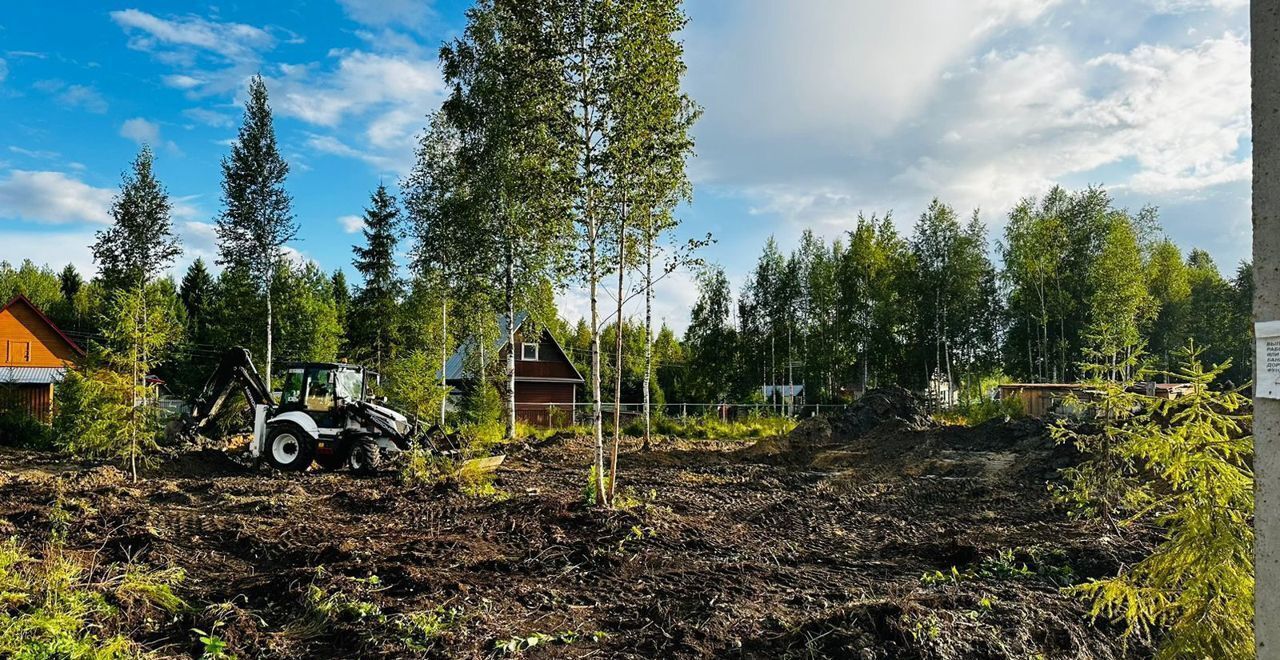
left=0, top=295, right=85, bottom=422
left=443, top=312, right=585, bottom=426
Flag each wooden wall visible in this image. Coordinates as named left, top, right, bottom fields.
left=0, top=302, right=79, bottom=368
left=0, top=384, right=54, bottom=422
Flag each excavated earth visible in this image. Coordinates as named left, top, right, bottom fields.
left=0, top=392, right=1153, bottom=659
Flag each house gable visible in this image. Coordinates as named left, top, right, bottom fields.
left=0, top=294, right=84, bottom=368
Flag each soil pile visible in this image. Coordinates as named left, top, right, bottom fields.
left=831, top=386, right=936, bottom=438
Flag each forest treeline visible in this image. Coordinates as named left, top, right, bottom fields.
left=679, top=188, right=1254, bottom=404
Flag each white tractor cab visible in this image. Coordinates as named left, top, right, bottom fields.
left=255, top=361, right=412, bottom=472
left=174, top=348, right=420, bottom=474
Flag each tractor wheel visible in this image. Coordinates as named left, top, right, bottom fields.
left=265, top=423, right=314, bottom=471
left=347, top=436, right=382, bottom=475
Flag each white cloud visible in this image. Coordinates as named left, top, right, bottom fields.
left=338, top=215, right=365, bottom=234
left=120, top=117, right=162, bottom=144
left=0, top=229, right=96, bottom=277
left=0, top=58, right=7, bottom=84
left=0, top=170, right=114, bottom=224
left=8, top=146, right=60, bottom=161
left=110, top=9, right=275, bottom=64
left=305, top=134, right=403, bottom=173
left=337, top=0, right=434, bottom=30
left=182, top=107, right=234, bottom=128
left=272, top=51, right=442, bottom=127
left=33, top=80, right=108, bottom=113
left=119, top=117, right=183, bottom=154
left=1148, top=0, right=1247, bottom=13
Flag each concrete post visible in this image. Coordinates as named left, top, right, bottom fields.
left=1254, top=2, right=1280, bottom=653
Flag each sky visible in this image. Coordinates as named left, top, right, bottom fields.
left=0, top=0, right=1253, bottom=334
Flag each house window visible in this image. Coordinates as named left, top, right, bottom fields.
left=22, top=342, right=30, bottom=362
left=521, top=342, right=539, bottom=361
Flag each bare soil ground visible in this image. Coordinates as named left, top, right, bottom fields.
left=0, top=401, right=1153, bottom=658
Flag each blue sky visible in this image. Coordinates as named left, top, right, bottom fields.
left=0, top=0, right=1253, bottom=333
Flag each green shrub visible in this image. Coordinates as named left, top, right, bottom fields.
left=0, top=410, right=51, bottom=449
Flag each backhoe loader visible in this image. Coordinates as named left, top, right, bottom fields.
left=169, top=347, right=454, bottom=473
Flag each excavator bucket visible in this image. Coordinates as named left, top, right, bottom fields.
left=458, top=454, right=505, bottom=475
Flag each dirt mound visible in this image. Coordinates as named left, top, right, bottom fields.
left=832, top=387, right=936, bottom=438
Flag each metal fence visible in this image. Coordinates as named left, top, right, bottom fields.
left=514, top=401, right=851, bottom=427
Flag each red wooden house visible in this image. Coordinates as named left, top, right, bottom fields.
left=0, top=294, right=85, bottom=422
left=443, top=312, right=584, bottom=426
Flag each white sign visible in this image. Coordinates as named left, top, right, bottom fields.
left=1259, top=321, right=1280, bottom=400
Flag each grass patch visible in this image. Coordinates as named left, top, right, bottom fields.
left=0, top=535, right=186, bottom=658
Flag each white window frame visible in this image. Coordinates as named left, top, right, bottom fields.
left=521, top=342, right=539, bottom=361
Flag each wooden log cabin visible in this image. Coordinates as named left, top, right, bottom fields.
left=0, top=294, right=85, bottom=422
left=443, top=312, right=585, bottom=426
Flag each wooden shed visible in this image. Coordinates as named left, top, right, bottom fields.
left=0, top=295, right=85, bottom=422
left=995, top=383, right=1087, bottom=418
left=444, top=312, right=585, bottom=426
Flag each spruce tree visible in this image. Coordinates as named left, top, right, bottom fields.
left=179, top=258, right=214, bottom=340
left=349, top=184, right=403, bottom=374
left=331, top=270, right=351, bottom=356
left=92, top=145, right=181, bottom=293
left=214, top=74, right=296, bottom=379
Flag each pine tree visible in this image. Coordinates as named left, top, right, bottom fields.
left=92, top=146, right=181, bottom=293
left=349, top=184, right=403, bottom=374
left=215, top=74, right=296, bottom=379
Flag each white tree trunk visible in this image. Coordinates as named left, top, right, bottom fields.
left=642, top=228, right=653, bottom=451
left=506, top=243, right=517, bottom=440
left=440, top=295, right=448, bottom=426
left=609, top=208, right=626, bottom=501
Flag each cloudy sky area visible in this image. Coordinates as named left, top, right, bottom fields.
left=0, top=0, right=1252, bottom=333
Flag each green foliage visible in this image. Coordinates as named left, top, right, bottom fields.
left=92, top=145, right=182, bottom=294
left=192, top=623, right=232, bottom=660
left=1056, top=344, right=1253, bottom=658
left=348, top=184, right=404, bottom=374
left=495, top=630, right=607, bottom=655
left=382, top=349, right=448, bottom=424
left=271, top=260, right=342, bottom=364
left=399, top=448, right=505, bottom=500
left=0, top=410, right=51, bottom=449
left=627, top=411, right=796, bottom=440
left=0, top=533, right=186, bottom=659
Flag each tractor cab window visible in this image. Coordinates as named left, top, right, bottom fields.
left=305, top=368, right=333, bottom=412
left=333, top=370, right=363, bottom=403
left=279, top=370, right=305, bottom=406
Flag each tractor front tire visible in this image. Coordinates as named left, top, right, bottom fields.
left=348, top=436, right=382, bottom=475
left=265, top=423, right=315, bottom=471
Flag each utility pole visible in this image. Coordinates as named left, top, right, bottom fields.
left=1252, top=2, right=1280, bottom=653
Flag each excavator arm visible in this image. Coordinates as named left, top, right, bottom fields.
left=172, top=347, right=274, bottom=441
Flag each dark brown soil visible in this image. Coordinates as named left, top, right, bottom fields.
left=0, top=414, right=1152, bottom=659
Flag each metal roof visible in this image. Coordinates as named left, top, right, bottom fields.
left=443, top=311, right=529, bottom=381
left=442, top=312, right=585, bottom=385
left=0, top=366, right=68, bottom=384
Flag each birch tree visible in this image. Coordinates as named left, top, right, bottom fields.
left=442, top=0, right=573, bottom=439
left=215, top=74, right=296, bottom=380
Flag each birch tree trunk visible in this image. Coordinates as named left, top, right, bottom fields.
left=506, top=241, right=517, bottom=440
left=609, top=206, right=626, bottom=501
left=440, top=295, right=448, bottom=426
left=642, top=227, right=653, bottom=451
